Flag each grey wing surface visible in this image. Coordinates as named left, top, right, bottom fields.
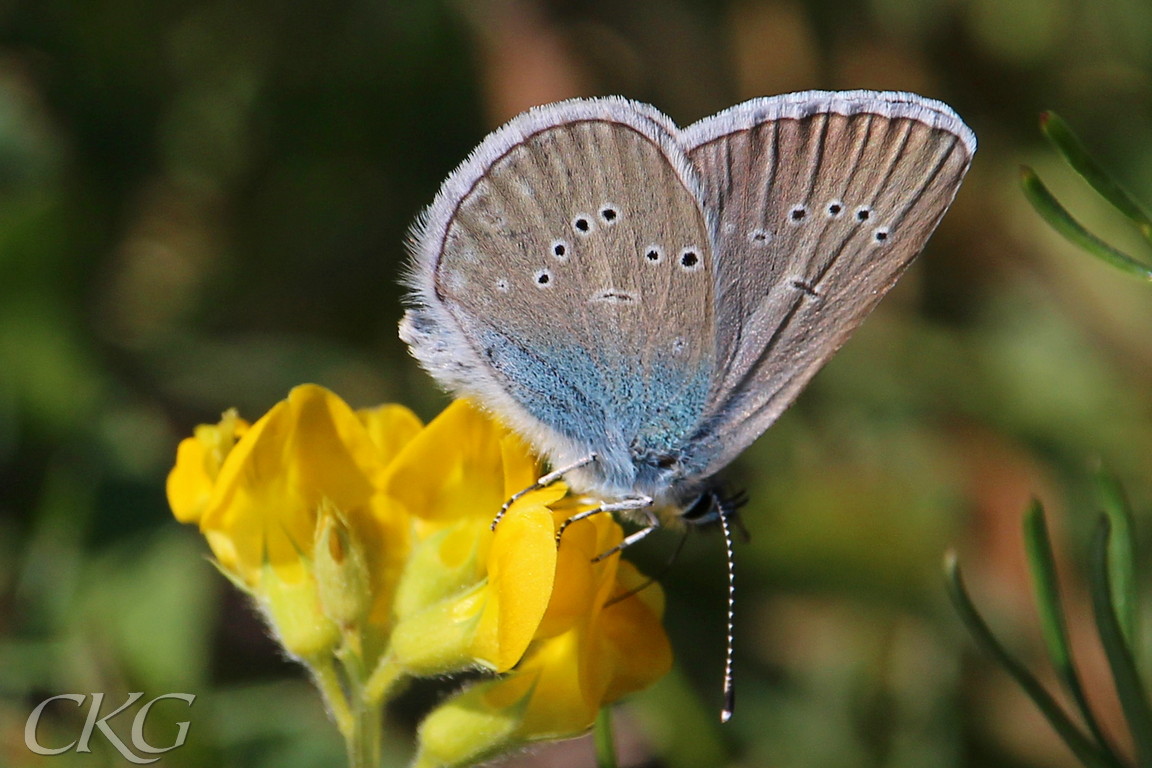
left=402, top=98, right=719, bottom=488
left=680, top=90, right=975, bottom=478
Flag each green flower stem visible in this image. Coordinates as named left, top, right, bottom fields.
left=366, top=653, right=406, bottom=704
left=348, top=694, right=384, bottom=768
left=311, top=655, right=354, bottom=739
left=339, top=633, right=385, bottom=768
left=594, top=707, right=619, bottom=768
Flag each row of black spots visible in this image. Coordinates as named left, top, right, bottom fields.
left=787, top=201, right=870, bottom=222
left=570, top=203, right=622, bottom=237
left=493, top=269, right=555, bottom=292
left=643, top=245, right=703, bottom=272
left=548, top=204, right=622, bottom=260
left=784, top=200, right=889, bottom=243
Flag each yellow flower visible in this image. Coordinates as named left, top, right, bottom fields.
left=167, top=385, right=418, bottom=658
left=167, top=386, right=672, bottom=767
left=412, top=509, right=672, bottom=768
left=166, top=408, right=248, bottom=524
left=383, top=399, right=562, bottom=676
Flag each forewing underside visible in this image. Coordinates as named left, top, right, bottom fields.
left=434, top=118, right=717, bottom=466
left=685, top=103, right=973, bottom=476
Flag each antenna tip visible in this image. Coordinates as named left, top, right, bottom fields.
left=721, top=685, right=735, bottom=723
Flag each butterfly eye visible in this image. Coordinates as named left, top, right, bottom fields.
left=873, top=227, right=890, bottom=243
left=826, top=201, right=843, bottom=217
left=644, top=245, right=664, bottom=264
left=855, top=206, right=872, bottom=221
left=572, top=215, right=593, bottom=234
left=551, top=240, right=569, bottom=260
left=788, top=205, right=807, bottom=222
left=534, top=268, right=554, bottom=287
left=599, top=205, right=619, bottom=224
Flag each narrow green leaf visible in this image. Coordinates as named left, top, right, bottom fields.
left=1090, top=517, right=1152, bottom=768
left=944, top=552, right=1120, bottom=768
left=1040, top=112, right=1152, bottom=240
left=1024, top=501, right=1118, bottom=756
left=594, top=707, right=619, bottom=768
left=1097, top=470, right=1139, bottom=651
left=1021, top=166, right=1152, bottom=280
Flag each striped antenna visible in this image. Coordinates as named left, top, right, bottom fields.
left=716, top=495, right=737, bottom=722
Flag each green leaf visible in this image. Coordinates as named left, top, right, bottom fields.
left=1040, top=112, right=1152, bottom=240
left=945, top=552, right=1120, bottom=768
left=1090, top=517, right=1152, bottom=768
left=1021, top=166, right=1152, bottom=280
left=594, top=707, right=619, bottom=768
left=1097, top=470, right=1139, bottom=652
left=1023, top=501, right=1118, bottom=756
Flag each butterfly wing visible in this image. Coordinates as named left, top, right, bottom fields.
left=680, top=91, right=975, bottom=478
left=402, top=98, right=718, bottom=495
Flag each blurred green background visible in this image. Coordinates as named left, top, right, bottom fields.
left=2, top=0, right=1151, bottom=766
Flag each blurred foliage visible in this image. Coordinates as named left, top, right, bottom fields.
left=1022, top=112, right=1152, bottom=279
left=1, top=0, right=1150, bottom=766
left=948, top=480, right=1148, bottom=768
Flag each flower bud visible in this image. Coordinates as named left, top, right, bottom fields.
left=314, top=498, right=371, bottom=630
left=258, top=559, right=340, bottom=660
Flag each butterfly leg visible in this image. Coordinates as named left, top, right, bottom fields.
left=605, top=527, right=689, bottom=605
left=592, top=507, right=661, bottom=562
left=490, top=454, right=599, bottom=530
left=554, top=495, right=653, bottom=545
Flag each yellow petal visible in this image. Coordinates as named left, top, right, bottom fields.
left=499, top=432, right=539, bottom=499
left=199, top=385, right=383, bottom=585
left=514, top=632, right=599, bottom=737
left=431, top=513, right=671, bottom=746
left=390, top=500, right=556, bottom=675
left=384, top=400, right=539, bottom=527
left=357, top=403, right=423, bottom=465
left=471, top=500, right=557, bottom=670
left=166, top=410, right=247, bottom=524
left=598, top=561, right=672, bottom=702
left=167, top=435, right=215, bottom=524
left=534, top=511, right=617, bottom=638
left=360, top=493, right=413, bottom=630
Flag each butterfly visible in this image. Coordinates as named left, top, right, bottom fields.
left=399, top=91, right=974, bottom=719
left=400, top=90, right=974, bottom=522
